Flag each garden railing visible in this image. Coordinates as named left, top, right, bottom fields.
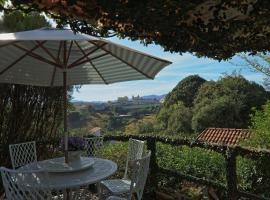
left=103, top=134, right=270, bottom=200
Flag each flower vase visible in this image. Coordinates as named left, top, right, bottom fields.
left=68, top=151, right=81, bottom=162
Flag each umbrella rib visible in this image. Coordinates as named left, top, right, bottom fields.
left=74, top=41, right=108, bottom=84
left=66, top=41, right=73, bottom=65
left=35, top=41, right=58, bottom=63
left=68, top=52, right=109, bottom=69
left=50, top=66, right=57, bottom=86
left=13, top=43, right=62, bottom=69
left=50, top=42, right=64, bottom=96
left=88, top=41, right=153, bottom=79
left=68, top=42, right=107, bottom=68
left=0, top=41, right=46, bottom=75
left=57, top=41, right=63, bottom=65
left=49, top=42, right=63, bottom=86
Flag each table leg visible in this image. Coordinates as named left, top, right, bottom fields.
left=63, top=189, right=70, bottom=200
left=98, top=182, right=102, bottom=199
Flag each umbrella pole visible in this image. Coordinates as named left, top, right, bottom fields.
left=63, top=71, right=69, bottom=163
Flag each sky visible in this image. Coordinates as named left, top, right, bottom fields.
left=73, top=37, right=265, bottom=102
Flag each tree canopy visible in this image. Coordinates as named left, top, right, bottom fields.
left=2, top=0, right=270, bottom=60
left=192, top=75, right=268, bottom=132
left=164, top=75, right=206, bottom=107
left=156, top=74, right=268, bottom=134
left=0, top=11, right=50, bottom=32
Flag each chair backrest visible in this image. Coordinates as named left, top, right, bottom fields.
left=0, top=167, right=52, bottom=200
left=84, top=136, right=104, bottom=157
left=128, top=151, right=151, bottom=200
left=124, top=138, right=145, bottom=179
left=9, top=141, right=37, bottom=169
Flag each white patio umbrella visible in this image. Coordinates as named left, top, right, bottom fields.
left=0, top=28, right=172, bottom=163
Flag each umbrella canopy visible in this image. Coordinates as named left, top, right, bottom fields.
left=0, top=28, right=172, bottom=162
left=0, top=28, right=171, bottom=86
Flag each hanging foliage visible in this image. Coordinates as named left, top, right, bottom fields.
left=2, top=0, right=270, bottom=60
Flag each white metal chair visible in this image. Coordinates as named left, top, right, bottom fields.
left=100, top=138, right=145, bottom=197
left=0, top=167, right=97, bottom=200
left=84, top=136, right=104, bottom=157
left=9, top=141, right=37, bottom=169
left=0, top=167, right=52, bottom=200
left=105, top=151, right=151, bottom=200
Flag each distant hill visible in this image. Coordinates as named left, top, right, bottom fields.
left=72, top=94, right=166, bottom=104
left=141, top=94, right=166, bottom=101
left=72, top=100, right=104, bottom=105
left=71, top=99, right=90, bottom=103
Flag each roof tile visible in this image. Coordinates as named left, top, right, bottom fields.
left=197, top=128, right=251, bottom=145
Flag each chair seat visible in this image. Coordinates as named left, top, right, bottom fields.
left=101, top=179, right=131, bottom=194
left=106, top=196, right=127, bottom=200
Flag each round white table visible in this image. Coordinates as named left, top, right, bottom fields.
left=20, top=157, right=117, bottom=190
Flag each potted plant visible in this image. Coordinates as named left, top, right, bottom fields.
left=60, top=136, right=85, bottom=162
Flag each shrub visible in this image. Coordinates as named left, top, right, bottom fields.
left=237, top=102, right=270, bottom=197
left=156, top=143, right=226, bottom=183
left=101, top=141, right=128, bottom=179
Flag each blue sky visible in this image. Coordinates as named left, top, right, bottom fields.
left=73, top=37, right=265, bottom=102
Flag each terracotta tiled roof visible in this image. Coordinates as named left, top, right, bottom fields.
left=197, top=128, right=251, bottom=145
left=90, top=127, right=101, bottom=133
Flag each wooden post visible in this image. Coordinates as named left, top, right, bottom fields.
left=147, top=138, right=158, bottom=198
left=225, top=149, right=238, bottom=200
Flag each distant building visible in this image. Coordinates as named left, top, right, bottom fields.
left=89, top=127, right=102, bottom=136
left=196, top=128, right=251, bottom=145
left=132, top=95, right=141, bottom=100
left=118, top=114, right=132, bottom=118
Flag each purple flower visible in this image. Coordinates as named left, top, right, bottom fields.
left=60, top=136, right=85, bottom=151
